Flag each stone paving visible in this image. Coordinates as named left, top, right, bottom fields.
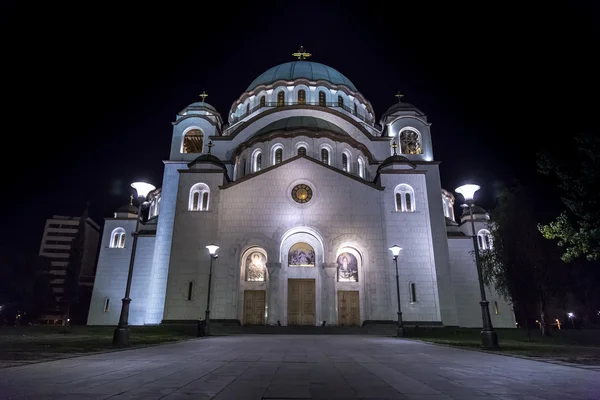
left=0, top=335, right=599, bottom=399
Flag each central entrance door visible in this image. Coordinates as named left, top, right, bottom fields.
left=338, top=290, right=360, bottom=326
left=243, top=290, right=266, bottom=325
left=287, top=279, right=316, bottom=325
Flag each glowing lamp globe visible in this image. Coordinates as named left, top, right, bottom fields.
left=206, top=244, right=219, bottom=255
left=568, top=312, right=574, bottom=318
left=455, top=184, right=481, bottom=202
left=389, top=245, right=402, bottom=257
left=131, top=182, right=156, bottom=199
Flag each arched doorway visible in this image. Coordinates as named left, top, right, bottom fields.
left=239, top=247, right=268, bottom=325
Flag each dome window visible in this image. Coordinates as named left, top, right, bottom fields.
left=338, top=95, right=344, bottom=107
left=260, top=96, right=266, bottom=107
left=297, top=146, right=307, bottom=156
left=277, top=91, right=285, bottom=107
left=298, top=89, right=306, bottom=105
left=321, top=148, right=329, bottom=164
left=275, top=148, right=283, bottom=164
left=319, top=91, right=326, bottom=106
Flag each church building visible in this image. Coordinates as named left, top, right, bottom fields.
left=88, top=49, right=516, bottom=329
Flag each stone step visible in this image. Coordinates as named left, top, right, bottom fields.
left=209, top=324, right=398, bottom=336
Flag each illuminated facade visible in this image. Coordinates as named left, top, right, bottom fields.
left=88, top=56, right=515, bottom=328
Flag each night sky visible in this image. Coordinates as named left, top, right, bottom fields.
left=2, top=2, right=598, bottom=262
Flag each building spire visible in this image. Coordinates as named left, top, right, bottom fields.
left=292, top=46, right=312, bottom=60
left=199, top=91, right=208, bottom=102
left=395, top=91, right=404, bottom=103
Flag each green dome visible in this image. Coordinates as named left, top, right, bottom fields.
left=254, top=116, right=347, bottom=137
left=246, top=61, right=357, bottom=92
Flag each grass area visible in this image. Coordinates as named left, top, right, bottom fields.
left=407, top=327, right=600, bottom=365
left=0, top=325, right=198, bottom=364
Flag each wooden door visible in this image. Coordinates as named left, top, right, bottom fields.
left=243, top=290, right=266, bottom=325
left=287, top=279, right=316, bottom=325
left=338, top=291, right=360, bottom=326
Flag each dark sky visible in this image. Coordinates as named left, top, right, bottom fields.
left=2, top=2, right=598, bottom=261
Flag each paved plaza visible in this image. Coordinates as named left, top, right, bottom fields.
left=0, top=335, right=598, bottom=399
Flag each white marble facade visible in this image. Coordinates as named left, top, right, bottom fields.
left=87, top=59, right=516, bottom=328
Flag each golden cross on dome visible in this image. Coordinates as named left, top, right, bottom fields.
left=199, top=91, right=208, bottom=102
left=292, top=46, right=312, bottom=60
left=391, top=141, right=398, bottom=155
left=395, top=91, right=404, bottom=103
left=206, top=140, right=214, bottom=154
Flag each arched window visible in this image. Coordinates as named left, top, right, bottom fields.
left=394, top=184, right=416, bottom=212
left=182, top=129, right=203, bottom=153
left=109, top=227, right=126, bottom=249
left=241, top=158, right=247, bottom=176
left=275, top=148, right=283, bottom=164
left=277, top=91, right=285, bottom=107
left=319, top=91, right=326, bottom=106
left=342, top=152, right=351, bottom=172
left=357, top=157, right=365, bottom=178
left=260, top=96, right=266, bottom=107
left=338, top=95, right=344, bottom=107
left=298, top=89, right=306, bottom=104
left=409, top=282, right=417, bottom=302
left=189, top=183, right=210, bottom=211
left=245, top=250, right=267, bottom=281
left=477, top=229, right=493, bottom=250
left=252, top=150, right=262, bottom=172
left=321, top=148, right=329, bottom=164
left=246, top=103, right=250, bottom=115
left=297, top=146, right=307, bottom=156
left=353, top=103, right=358, bottom=115
left=400, top=129, right=423, bottom=155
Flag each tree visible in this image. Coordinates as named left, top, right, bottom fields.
left=479, top=184, right=568, bottom=336
left=537, top=132, right=600, bottom=262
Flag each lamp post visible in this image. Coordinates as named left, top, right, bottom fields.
left=388, top=245, right=405, bottom=337
left=568, top=312, right=575, bottom=329
left=204, top=243, right=219, bottom=336
left=455, top=183, right=500, bottom=350
left=113, top=181, right=156, bottom=346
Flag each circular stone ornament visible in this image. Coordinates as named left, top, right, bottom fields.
left=291, top=184, right=313, bottom=203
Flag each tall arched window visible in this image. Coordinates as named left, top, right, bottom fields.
left=182, top=129, right=203, bottom=153
left=298, top=89, right=306, bottom=104
left=297, top=146, right=307, bottom=156
left=277, top=91, right=285, bottom=107
left=321, top=148, right=329, bottom=164
left=260, top=96, right=266, bottom=107
left=338, top=95, right=344, bottom=107
left=477, top=229, right=493, bottom=250
left=342, top=153, right=348, bottom=172
left=394, top=184, right=416, bottom=212
left=275, top=148, right=283, bottom=164
left=319, top=91, right=326, bottom=106
left=252, top=150, right=262, bottom=172
left=109, top=227, right=126, bottom=249
left=357, top=157, right=365, bottom=178
left=400, top=129, right=423, bottom=155
left=189, top=183, right=210, bottom=211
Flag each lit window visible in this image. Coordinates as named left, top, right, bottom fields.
left=275, top=148, right=283, bottom=164
left=400, top=129, right=422, bottom=155
left=321, top=148, right=329, bottom=164
left=182, top=129, right=203, bottom=153
left=477, top=229, right=493, bottom=250
left=298, top=89, right=306, bottom=104
left=298, top=146, right=306, bottom=156
left=189, top=183, right=210, bottom=211
left=338, top=95, right=344, bottom=107
left=319, top=91, right=326, bottom=106
left=109, top=228, right=126, bottom=248
left=277, top=91, right=285, bottom=107
left=342, top=153, right=349, bottom=172
left=394, top=184, right=416, bottom=212
left=260, top=96, right=266, bottom=107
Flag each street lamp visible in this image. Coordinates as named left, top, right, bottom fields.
left=113, top=181, right=156, bottom=346
left=204, top=243, right=219, bottom=336
left=455, top=183, right=500, bottom=350
left=568, top=312, right=575, bottom=329
left=388, top=245, right=405, bottom=337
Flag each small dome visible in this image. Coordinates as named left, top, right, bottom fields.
left=187, top=101, right=217, bottom=112
left=179, top=101, right=220, bottom=117
left=378, top=154, right=414, bottom=170
left=381, top=102, right=425, bottom=122
left=116, top=204, right=138, bottom=214
left=247, top=61, right=357, bottom=92
left=254, top=116, right=346, bottom=137
left=188, top=153, right=226, bottom=170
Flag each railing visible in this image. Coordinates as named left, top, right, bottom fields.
left=229, top=101, right=375, bottom=126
